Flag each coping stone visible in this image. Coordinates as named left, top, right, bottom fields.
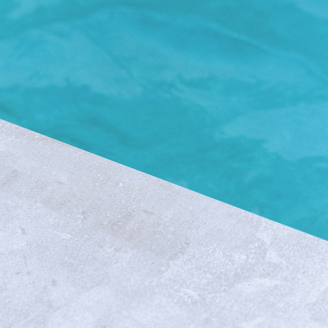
left=1, top=118, right=328, bottom=328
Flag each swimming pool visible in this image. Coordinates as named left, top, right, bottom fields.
left=1, top=0, right=328, bottom=240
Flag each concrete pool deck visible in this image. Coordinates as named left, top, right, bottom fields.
left=1, top=118, right=328, bottom=327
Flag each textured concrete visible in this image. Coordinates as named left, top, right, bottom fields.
left=1, top=118, right=328, bottom=328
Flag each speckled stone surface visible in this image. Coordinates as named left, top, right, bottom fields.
left=1, top=118, right=328, bottom=328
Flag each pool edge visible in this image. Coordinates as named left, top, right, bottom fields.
left=1, top=118, right=328, bottom=327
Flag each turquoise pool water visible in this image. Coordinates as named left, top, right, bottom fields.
left=1, top=0, right=328, bottom=239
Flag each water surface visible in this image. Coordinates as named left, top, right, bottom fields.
left=1, top=0, right=328, bottom=239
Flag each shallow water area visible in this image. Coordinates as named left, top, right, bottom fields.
left=1, top=0, right=328, bottom=239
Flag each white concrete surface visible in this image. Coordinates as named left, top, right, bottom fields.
left=1, top=118, right=328, bottom=327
